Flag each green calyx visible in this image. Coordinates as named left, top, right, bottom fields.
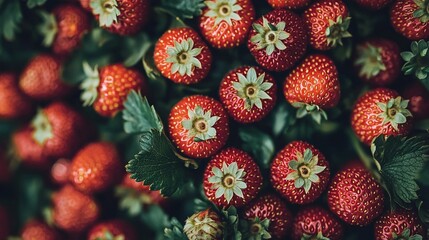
left=37, top=11, right=58, bottom=47
left=401, top=40, right=429, bottom=86
left=31, top=109, right=53, bottom=145
left=301, top=231, right=330, bottom=240
left=96, top=231, right=125, bottom=240
left=90, top=0, right=121, bottom=27
left=391, top=228, right=423, bottom=240
left=354, top=43, right=386, bottom=78
left=293, top=102, right=328, bottom=124
left=251, top=17, right=290, bottom=55
left=377, top=96, right=413, bottom=131
left=240, top=217, right=271, bottom=240
left=181, top=106, right=220, bottom=142
left=325, top=16, right=352, bottom=48
left=413, top=0, right=429, bottom=23
left=80, top=62, right=100, bottom=107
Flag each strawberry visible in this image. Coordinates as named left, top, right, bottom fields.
left=52, top=185, right=100, bottom=232
left=291, top=205, right=344, bottom=240
left=351, top=88, right=413, bottom=145
left=183, top=209, right=224, bottom=240
left=353, top=0, right=393, bottom=10
left=266, top=0, right=312, bottom=9
left=270, top=141, right=330, bottom=205
left=375, top=210, right=425, bottom=240
left=80, top=63, right=146, bottom=117
left=51, top=158, right=70, bottom=185
left=89, top=0, right=150, bottom=35
left=79, top=0, right=91, bottom=11
left=242, top=194, right=293, bottom=239
left=39, top=4, right=89, bottom=55
left=203, top=148, right=263, bottom=208
left=88, top=219, right=138, bottom=240
left=199, top=0, right=255, bottom=49
left=168, top=95, right=229, bottom=159
left=402, top=80, right=429, bottom=120
left=0, top=73, right=34, bottom=119
left=303, top=0, right=352, bottom=51
left=353, top=38, right=401, bottom=86
left=0, top=206, right=9, bottom=240
left=219, top=66, right=277, bottom=123
left=19, top=54, right=73, bottom=100
left=154, top=27, right=212, bottom=84
left=69, top=142, right=123, bottom=194
left=12, top=127, right=51, bottom=169
left=21, top=220, right=61, bottom=240
left=247, top=9, right=308, bottom=72
left=390, top=0, right=429, bottom=40
left=327, top=162, right=385, bottom=226
left=283, top=54, right=340, bottom=123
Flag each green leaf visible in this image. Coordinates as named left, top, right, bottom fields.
left=123, top=33, right=151, bottom=67
left=141, top=205, right=170, bottom=233
left=238, top=127, right=275, bottom=170
left=222, top=206, right=242, bottom=240
left=160, top=0, right=205, bottom=19
left=122, top=90, right=163, bottom=134
left=164, top=217, right=188, bottom=240
left=126, top=130, right=190, bottom=197
left=0, top=0, right=22, bottom=40
left=26, top=0, right=47, bottom=8
left=265, top=101, right=296, bottom=137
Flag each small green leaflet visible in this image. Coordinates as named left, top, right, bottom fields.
left=123, top=33, right=151, bottom=67
left=238, top=127, right=275, bottom=170
left=164, top=217, right=187, bottom=240
left=222, top=206, right=242, bottom=240
left=160, top=0, right=205, bottom=19
left=122, top=90, right=163, bottom=134
left=0, top=0, right=22, bottom=40
left=26, top=0, right=47, bottom=8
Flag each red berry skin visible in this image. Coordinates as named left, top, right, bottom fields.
left=284, top=54, right=340, bottom=109
left=219, top=66, right=277, bottom=123
left=353, top=0, right=393, bottom=10
left=292, top=206, right=344, bottom=240
left=0, top=206, right=10, bottom=240
left=328, top=163, right=385, bottom=226
left=19, top=54, right=73, bottom=100
left=247, top=9, right=308, bottom=72
left=12, top=127, right=50, bottom=169
left=168, top=95, right=229, bottom=159
left=402, top=81, right=429, bottom=120
left=351, top=88, right=413, bottom=146
left=270, top=141, right=330, bottom=205
left=199, top=0, right=255, bottom=49
left=154, top=27, right=212, bottom=84
left=79, top=0, right=91, bottom=11
left=0, top=73, right=35, bottom=119
left=88, top=219, right=138, bottom=240
left=243, top=194, right=293, bottom=239
left=69, top=142, right=123, bottom=194
left=203, top=148, right=263, bottom=208
left=52, top=185, right=100, bottom=233
left=375, top=210, right=425, bottom=240
left=21, top=220, right=61, bottom=240
left=390, top=0, right=429, bottom=40
left=267, top=0, right=312, bottom=9
left=51, top=158, right=71, bottom=185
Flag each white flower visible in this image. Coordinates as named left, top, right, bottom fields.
left=181, top=106, right=220, bottom=141
left=204, top=0, right=242, bottom=26
left=166, top=38, right=202, bottom=76
left=377, top=96, right=412, bottom=131
left=250, top=17, right=290, bottom=55
left=90, top=0, right=121, bottom=27
left=208, top=162, right=247, bottom=203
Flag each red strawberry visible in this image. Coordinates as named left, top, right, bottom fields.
left=327, top=162, right=385, bottom=226
left=154, top=27, right=212, bottom=84
left=303, top=0, right=352, bottom=51
left=390, top=0, right=429, bottom=40
left=51, top=158, right=70, bottom=185
left=168, top=95, right=229, bottom=159
left=89, top=0, right=150, bottom=35
left=80, top=63, right=146, bottom=117
left=351, top=88, right=413, bottom=145
left=292, top=205, right=344, bottom=240
left=283, top=54, right=340, bottom=123
left=353, top=38, right=401, bottom=86
left=219, top=66, right=277, bottom=123
left=0, top=206, right=9, bottom=240
left=270, top=141, right=330, bottom=205
left=69, top=142, right=123, bottom=194
left=183, top=209, right=224, bottom=239
left=353, top=0, right=393, bottom=10
left=402, top=80, right=429, bottom=120
left=199, top=0, right=255, bottom=48
left=242, top=194, right=293, bottom=239
left=79, top=0, right=91, bottom=11
left=0, top=73, right=34, bottom=119
left=52, top=185, right=100, bottom=232
left=19, top=54, right=73, bottom=100
left=88, top=219, right=138, bottom=240
left=267, top=0, right=312, bottom=9
left=12, top=127, right=51, bottom=169
left=21, top=220, right=61, bottom=240
left=375, top=210, right=425, bottom=240
left=247, top=9, right=308, bottom=72
left=203, top=147, right=263, bottom=208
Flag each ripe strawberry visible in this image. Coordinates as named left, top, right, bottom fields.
left=270, top=141, right=330, bottom=205
left=19, top=54, right=73, bottom=100
left=247, top=9, right=308, bottom=72
left=203, top=147, right=263, bottom=208
left=328, top=162, right=385, bottom=226
left=390, top=0, right=429, bottom=40
left=199, top=0, right=255, bottom=48
left=351, top=88, right=413, bottom=145
left=168, top=95, right=229, bottom=159
left=39, top=4, right=89, bottom=55
left=69, top=142, right=123, bottom=194
left=0, top=73, right=34, bottom=119
left=183, top=209, right=224, bottom=239
left=242, top=194, right=293, bottom=239
left=283, top=54, right=340, bottom=123
left=12, top=127, right=51, bottom=169
left=402, top=80, right=429, bottom=120
left=52, top=185, right=100, bottom=232
left=0, top=206, right=9, bottom=240
left=154, top=27, right=212, bottom=84
left=21, top=220, right=61, bottom=240
left=353, top=38, right=401, bottom=86
left=80, top=63, right=146, bottom=117
left=219, top=66, right=277, bottom=123
left=88, top=219, right=138, bottom=240
left=89, top=0, right=150, bottom=35
left=353, top=0, right=393, bottom=10
left=51, top=158, right=70, bottom=185
left=291, top=206, right=344, bottom=240
left=375, top=210, right=425, bottom=240
left=267, top=0, right=312, bottom=9
left=303, top=0, right=352, bottom=51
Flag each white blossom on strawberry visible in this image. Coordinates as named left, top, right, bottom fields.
left=377, top=96, right=412, bottom=131
left=204, top=0, right=242, bottom=26
left=208, top=162, right=247, bottom=203
left=181, top=106, right=220, bottom=142
left=250, top=17, right=290, bottom=55
left=90, top=0, right=121, bottom=27
left=166, top=38, right=202, bottom=76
